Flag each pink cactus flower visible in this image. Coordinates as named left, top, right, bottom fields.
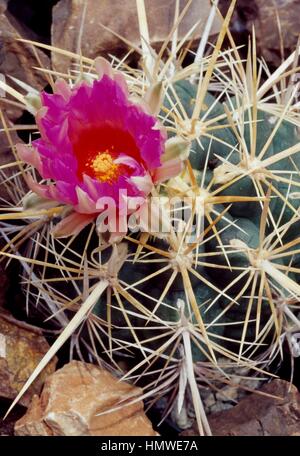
left=17, top=59, right=183, bottom=238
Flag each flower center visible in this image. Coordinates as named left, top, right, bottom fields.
left=88, top=151, right=119, bottom=183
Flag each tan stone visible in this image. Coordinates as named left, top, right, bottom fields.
left=15, top=360, right=158, bottom=436
left=0, top=0, right=7, bottom=15
left=14, top=395, right=53, bottom=436
left=52, top=0, right=221, bottom=73
left=182, top=379, right=300, bottom=436
left=0, top=2, right=50, bottom=120
left=221, top=0, right=300, bottom=67
left=251, top=0, right=300, bottom=67
left=0, top=312, right=57, bottom=407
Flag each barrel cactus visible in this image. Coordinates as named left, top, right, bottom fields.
left=0, top=2, right=300, bottom=436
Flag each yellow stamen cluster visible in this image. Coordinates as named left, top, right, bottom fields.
left=88, top=152, right=119, bottom=183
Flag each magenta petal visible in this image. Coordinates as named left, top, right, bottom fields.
left=21, top=62, right=172, bottom=222
left=125, top=105, right=163, bottom=169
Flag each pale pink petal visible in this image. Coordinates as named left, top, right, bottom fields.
left=35, top=106, right=49, bottom=140
left=114, top=73, right=129, bottom=98
left=94, top=57, right=114, bottom=80
left=25, top=174, right=60, bottom=201
left=152, top=158, right=183, bottom=183
left=114, top=155, right=140, bottom=168
left=82, top=174, right=101, bottom=201
left=130, top=174, right=153, bottom=195
left=17, top=143, right=43, bottom=174
left=52, top=212, right=95, bottom=238
left=54, top=79, right=72, bottom=101
left=74, top=186, right=97, bottom=214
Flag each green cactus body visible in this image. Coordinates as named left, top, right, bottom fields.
left=270, top=121, right=300, bottom=224
left=4, top=31, right=300, bottom=436
left=220, top=294, right=271, bottom=346
left=205, top=217, right=259, bottom=289
left=91, top=89, right=300, bottom=363
left=96, top=285, right=224, bottom=363
left=163, top=284, right=224, bottom=361
left=163, top=81, right=237, bottom=170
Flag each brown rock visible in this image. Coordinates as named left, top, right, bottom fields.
left=220, top=0, right=300, bottom=66
left=0, top=2, right=50, bottom=121
left=182, top=379, right=300, bottom=436
left=0, top=1, right=7, bottom=15
left=52, top=0, right=221, bottom=73
left=15, top=360, right=158, bottom=436
left=14, top=395, right=53, bottom=436
left=0, top=312, right=57, bottom=408
left=250, top=0, right=300, bottom=66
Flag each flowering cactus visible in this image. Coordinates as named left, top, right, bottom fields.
left=17, top=59, right=183, bottom=238
left=1, top=1, right=300, bottom=437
